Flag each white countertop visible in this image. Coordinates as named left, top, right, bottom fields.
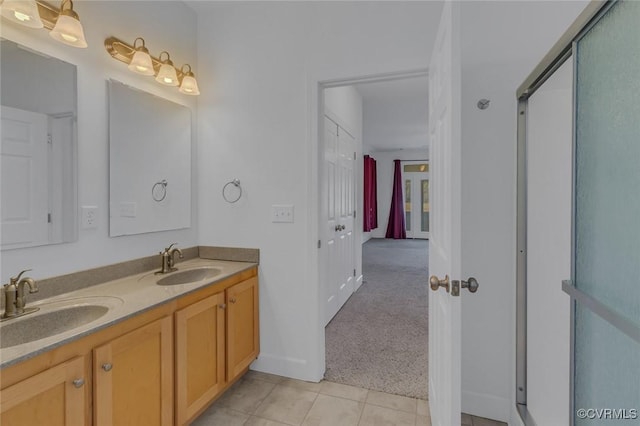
left=0, top=258, right=257, bottom=369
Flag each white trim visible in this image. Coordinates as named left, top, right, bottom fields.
left=250, top=353, right=313, bottom=381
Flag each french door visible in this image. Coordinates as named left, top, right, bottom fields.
left=403, top=162, right=429, bottom=239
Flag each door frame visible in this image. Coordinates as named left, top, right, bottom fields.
left=515, top=2, right=614, bottom=425
left=306, top=69, right=429, bottom=380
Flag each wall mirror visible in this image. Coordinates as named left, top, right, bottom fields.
left=1, top=39, right=78, bottom=250
left=108, top=80, right=191, bottom=237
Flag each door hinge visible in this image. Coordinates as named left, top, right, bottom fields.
left=353, top=210, right=356, bottom=219
left=317, top=240, right=321, bottom=249
left=47, top=213, right=52, bottom=223
left=353, top=268, right=356, bottom=277
left=47, top=134, right=52, bottom=144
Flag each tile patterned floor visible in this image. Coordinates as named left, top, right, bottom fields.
left=191, top=371, right=507, bottom=426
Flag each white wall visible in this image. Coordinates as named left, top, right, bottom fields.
left=458, top=1, right=588, bottom=422
left=0, top=1, right=198, bottom=283
left=367, top=149, right=428, bottom=239
left=195, top=1, right=443, bottom=380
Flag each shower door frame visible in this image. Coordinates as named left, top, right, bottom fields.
left=514, top=1, right=629, bottom=425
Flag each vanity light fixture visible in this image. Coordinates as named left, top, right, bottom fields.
left=155, top=51, right=179, bottom=86
left=127, top=37, right=155, bottom=76
left=49, top=0, right=87, bottom=48
left=0, top=0, right=88, bottom=47
left=0, top=0, right=44, bottom=28
left=105, top=36, right=201, bottom=96
left=178, top=64, right=200, bottom=96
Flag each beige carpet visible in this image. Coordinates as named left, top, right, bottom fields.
left=324, top=238, right=429, bottom=399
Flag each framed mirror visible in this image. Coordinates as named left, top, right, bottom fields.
left=1, top=39, right=78, bottom=250
left=108, top=80, right=191, bottom=237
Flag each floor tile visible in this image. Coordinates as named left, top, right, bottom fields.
left=471, top=415, right=508, bottom=426
left=358, top=404, right=416, bottom=426
left=215, top=377, right=276, bottom=414
left=246, top=370, right=286, bottom=384
left=190, top=406, right=249, bottom=426
left=416, top=400, right=430, bottom=417
left=319, top=381, right=369, bottom=402
left=302, top=394, right=364, bottom=426
left=416, top=415, right=432, bottom=426
left=245, top=417, right=291, bottom=426
left=461, top=413, right=473, bottom=425
left=254, top=384, right=318, bottom=425
left=280, top=377, right=324, bottom=392
left=366, top=390, right=418, bottom=414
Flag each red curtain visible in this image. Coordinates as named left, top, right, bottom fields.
left=363, top=155, right=378, bottom=231
left=385, top=159, right=406, bottom=239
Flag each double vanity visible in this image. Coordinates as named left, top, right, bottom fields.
left=0, top=247, right=259, bottom=426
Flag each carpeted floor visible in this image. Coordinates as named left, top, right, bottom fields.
left=324, top=238, right=429, bottom=400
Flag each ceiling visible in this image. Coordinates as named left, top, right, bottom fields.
left=354, top=76, right=429, bottom=153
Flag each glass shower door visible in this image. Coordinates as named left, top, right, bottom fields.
left=571, top=1, right=640, bottom=423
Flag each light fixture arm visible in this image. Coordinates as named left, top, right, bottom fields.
left=105, top=36, right=187, bottom=81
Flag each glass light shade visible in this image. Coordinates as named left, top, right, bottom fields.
left=179, top=75, right=200, bottom=96
left=155, top=63, right=179, bottom=86
left=128, top=50, right=155, bottom=76
left=1, top=0, right=44, bottom=28
left=50, top=13, right=87, bottom=48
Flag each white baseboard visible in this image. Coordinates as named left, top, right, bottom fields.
left=250, top=352, right=321, bottom=382
left=462, top=390, right=511, bottom=423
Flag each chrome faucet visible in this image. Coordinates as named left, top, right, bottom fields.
left=156, top=243, right=184, bottom=274
left=2, top=269, right=39, bottom=320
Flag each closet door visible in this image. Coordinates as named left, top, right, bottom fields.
left=323, top=116, right=356, bottom=325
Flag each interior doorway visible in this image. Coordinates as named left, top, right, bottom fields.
left=318, top=70, right=430, bottom=398
left=403, top=160, right=430, bottom=239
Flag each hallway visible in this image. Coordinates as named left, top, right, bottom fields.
left=325, top=238, right=429, bottom=399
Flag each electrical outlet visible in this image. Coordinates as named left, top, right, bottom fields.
left=271, top=204, right=294, bottom=223
left=81, top=206, right=98, bottom=229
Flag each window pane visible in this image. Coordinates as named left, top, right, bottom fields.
left=403, top=163, right=429, bottom=173
left=405, top=179, right=411, bottom=231
left=421, top=179, right=429, bottom=232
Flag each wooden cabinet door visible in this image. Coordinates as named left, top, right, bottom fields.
left=227, top=277, right=260, bottom=380
left=175, top=292, right=226, bottom=425
left=0, top=356, right=87, bottom=426
left=94, top=316, right=173, bottom=426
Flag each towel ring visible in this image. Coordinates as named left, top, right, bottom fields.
left=222, top=179, right=242, bottom=203
left=152, top=180, right=168, bottom=202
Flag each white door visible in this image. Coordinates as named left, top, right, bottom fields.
left=323, top=115, right=356, bottom=325
left=1, top=105, right=49, bottom=248
left=403, top=164, right=430, bottom=239
left=337, top=125, right=355, bottom=309
left=428, top=2, right=463, bottom=425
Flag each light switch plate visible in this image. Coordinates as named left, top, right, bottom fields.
left=81, top=206, right=98, bottom=229
left=271, top=204, right=294, bottom=223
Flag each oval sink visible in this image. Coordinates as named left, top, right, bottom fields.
left=156, top=267, right=222, bottom=286
left=1, top=305, right=108, bottom=349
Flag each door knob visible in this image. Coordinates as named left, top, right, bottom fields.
left=462, top=277, right=479, bottom=293
left=451, top=277, right=480, bottom=296
left=429, top=275, right=450, bottom=293
left=335, top=225, right=340, bottom=232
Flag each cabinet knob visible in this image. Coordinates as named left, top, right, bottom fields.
left=72, top=378, right=85, bottom=388
left=219, top=303, right=226, bottom=309
left=229, top=297, right=237, bottom=304
left=102, top=363, right=113, bottom=372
